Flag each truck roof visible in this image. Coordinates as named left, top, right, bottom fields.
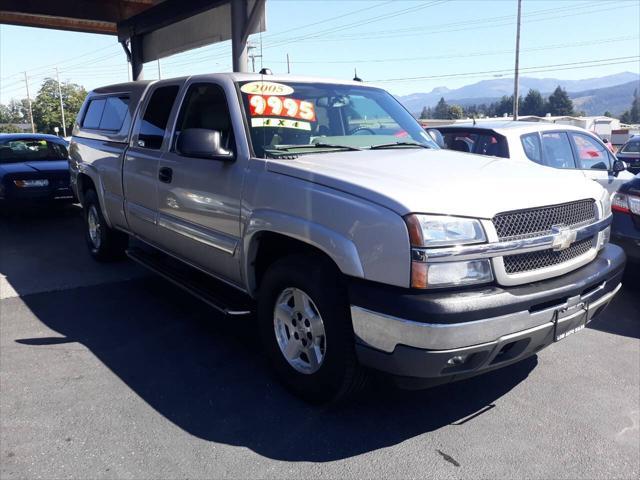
left=88, top=72, right=373, bottom=96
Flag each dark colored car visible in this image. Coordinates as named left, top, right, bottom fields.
left=616, top=136, right=640, bottom=174
left=611, top=174, right=640, bottom=264
left=0, top=133, right=74, bottom=208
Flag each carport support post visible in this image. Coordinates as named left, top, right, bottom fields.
left=130, top=35, right=144, bottom=81
left=231, top=0, right=249, bottom=73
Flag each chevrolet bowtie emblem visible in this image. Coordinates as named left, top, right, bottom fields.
left=551, top=224, right=577, bottom=251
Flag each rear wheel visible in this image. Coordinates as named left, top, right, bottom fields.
left=83, top=189, right=127, bottom=261
left=258, top=254, right=367, bottom=403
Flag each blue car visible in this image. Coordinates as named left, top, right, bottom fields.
left=0, top=133, right=75, bottom=208
left=611, top=174, right=640, bottom=265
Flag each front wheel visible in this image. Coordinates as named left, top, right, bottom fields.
left=83, top=189, right=128, bottom=261
left=258, top=254, right=367, bottom=403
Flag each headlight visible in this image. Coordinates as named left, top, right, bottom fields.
left=405, top=214, right=486, bottom=247
left=406, top=214, right=492, bottom=288
left=13, top=179, right=49, bottom=188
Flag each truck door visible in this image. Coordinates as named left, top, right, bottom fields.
left=123, top=84, right=180, bottom=241
left=155, top=81, right=245, bottom=287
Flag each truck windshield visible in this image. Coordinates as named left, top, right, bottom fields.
left=237, top=80, right=437, bottom=158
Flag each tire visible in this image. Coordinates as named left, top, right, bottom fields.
left=83, top=189, right=128, bottom=261
left=258, top=254, right=367, bottom=403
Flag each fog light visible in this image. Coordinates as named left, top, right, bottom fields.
left=447, top=355, right=466, bottom=366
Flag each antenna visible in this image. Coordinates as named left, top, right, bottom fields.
left=353, top=68, right=362, bottom=82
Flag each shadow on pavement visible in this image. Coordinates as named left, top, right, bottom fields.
left=0, top=204, right=145, bottom=298
left=587, top=282, right=640, bottom=339
left=13, top=276, right=536, bottom=462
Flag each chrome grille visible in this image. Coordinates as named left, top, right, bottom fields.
left=503, top=237, right=594, bottom=274
left=493, top=199, right=596, bottom=241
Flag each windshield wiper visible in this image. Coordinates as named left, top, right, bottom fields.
left=268, top=143, right=363, bottom=152
left=369, top=142, right=431, bottom=150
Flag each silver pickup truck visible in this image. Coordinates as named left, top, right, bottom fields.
left=70, top=73, right=625, bottom=402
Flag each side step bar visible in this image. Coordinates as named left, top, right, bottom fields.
left=126, top=247, right=253, bottom=316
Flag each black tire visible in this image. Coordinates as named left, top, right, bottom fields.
left=257, top=254, right=367, bottom=403
left=83, top=189, right=128, bottom=261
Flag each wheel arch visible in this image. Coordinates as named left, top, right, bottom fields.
left=243, top=211, right=365, bottom=296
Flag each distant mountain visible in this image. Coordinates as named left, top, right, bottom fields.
left=398, top=72, right=640, bottom=115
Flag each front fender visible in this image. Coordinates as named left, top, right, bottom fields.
left=243, top=209, right=365, bottom=291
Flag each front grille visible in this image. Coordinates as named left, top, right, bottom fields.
left=503, top=237, right=594, bottom=274
left=493, top=199, right=596, bottom=241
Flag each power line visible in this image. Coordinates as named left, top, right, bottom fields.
left=370, top=56, right=640, bottom=83
left=266, top=35, right=639, bottom=65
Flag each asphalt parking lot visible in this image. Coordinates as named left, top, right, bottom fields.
left=1, top=206, right=639, bottom=479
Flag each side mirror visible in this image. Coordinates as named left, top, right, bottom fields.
left=176, top=128, right=233, bottom=160
left=611, top=159, right=626, bottom=176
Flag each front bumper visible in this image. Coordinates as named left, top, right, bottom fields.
left=349, top=243, right=625, bottom=381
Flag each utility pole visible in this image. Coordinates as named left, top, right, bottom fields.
left=512, top=0, right=522, bottom=120
left=286, top=53, right=291, bottom=74
left=157, top=59, right=161, bottom=79
left=23, top=72, right=35, bottom=133
left=247, top=43, right=262, bottom=73
left=55, top=67, right=67, bottom=137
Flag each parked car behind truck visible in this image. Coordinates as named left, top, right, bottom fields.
left=0, top=133, right=74, bottom=209
left=435, top=121, right=635, bottom=196
left=70, top=74, right=625, bottom=402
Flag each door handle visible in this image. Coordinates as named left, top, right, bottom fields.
left=159, top=167, right=173, bottom=183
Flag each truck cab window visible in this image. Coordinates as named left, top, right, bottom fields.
left=174, top=83, right=234, bottom=153
left=138, top=86, right=179, bottom=150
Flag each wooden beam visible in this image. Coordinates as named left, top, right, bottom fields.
left=0, top=0, right=156, bottom=24
left=0, top=12, right=117, bottom=35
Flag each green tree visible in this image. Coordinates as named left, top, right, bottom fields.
left=448, top=104, right=464, bottom=119
left=521, top=89, right=545, bottom=116
left=31, top=78, right=86, bottom=134
left=4, top=98, right=27, bottom=123
left=493, top=95, right=514, bottom=117
left=546, top=86, right=574, bottom=116
left=433, top=97, right=450, bottom=119
left=603, top=111, right=615, bottom=118
left=419, top=106, right=433, bottom=119
left=620, top=89, right=639, bottom=124
left=0, top=124, right=23, bottom=133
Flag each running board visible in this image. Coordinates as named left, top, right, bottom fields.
left=126, top=247, right=253, bottom=316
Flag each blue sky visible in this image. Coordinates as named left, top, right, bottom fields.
left=1, top=0, right=639, bottom=103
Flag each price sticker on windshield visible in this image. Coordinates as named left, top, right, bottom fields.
left=249, top=95, right=316, bottom=122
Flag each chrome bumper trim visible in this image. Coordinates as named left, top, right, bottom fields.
left=350, top=282, right=622, bottom=353
left=413, top=215, right=612, bottom=263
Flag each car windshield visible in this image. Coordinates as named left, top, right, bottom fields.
left=237, top=80, right=437, bottom=157
left=0, top=138, right=68, bottom=163
left=620, top=141, right=640, bottom=153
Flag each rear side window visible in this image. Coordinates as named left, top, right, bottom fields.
left=82, top=99, right=106, bottom=129
left=541, top=132, right=576, bottom=169
left=99, top=97, right=129, bottom=131
left=138, top=86, right=180, bottom=150
left=521, top=133, right=542, bottom=164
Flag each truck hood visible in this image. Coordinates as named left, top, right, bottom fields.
left=266, top=149, right=604, bottom=218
